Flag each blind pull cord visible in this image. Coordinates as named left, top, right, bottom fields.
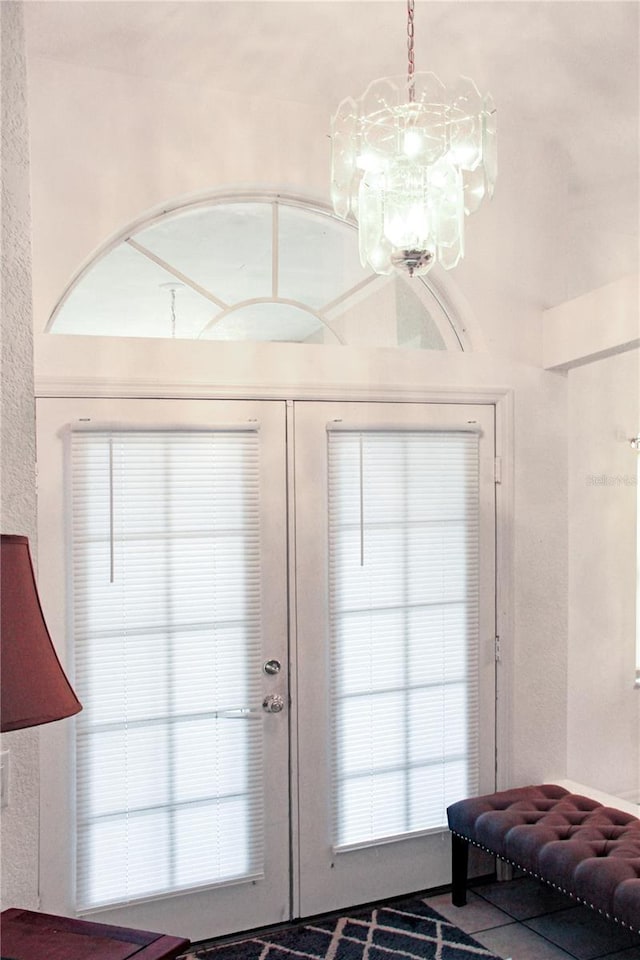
left=359, top=434, right=365, bottom=567
left=109, top=437, right=115, bottom=584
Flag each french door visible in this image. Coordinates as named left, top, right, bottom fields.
left=37, top=397, right=495, bottom=941
left=37, top=398, right=290, bottom=942
left=294, top=401, right=495, bottom=916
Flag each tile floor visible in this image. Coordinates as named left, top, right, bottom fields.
left=425, top=877, right=640, bottom=960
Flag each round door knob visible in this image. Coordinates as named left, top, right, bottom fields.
left=262, top=694, right=285, bottom=713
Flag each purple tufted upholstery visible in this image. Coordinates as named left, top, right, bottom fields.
left=447, top=784, right=640, bottom=932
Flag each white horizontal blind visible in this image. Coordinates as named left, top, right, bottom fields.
left=70, top=430, right=264, bottom=910
left=328, top=429, right=480, bottom=849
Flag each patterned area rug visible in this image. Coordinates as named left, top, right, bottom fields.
left=181, top=897, right=507, bottom=960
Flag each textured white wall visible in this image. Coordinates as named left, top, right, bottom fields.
left=568, top=348, right=640, bottom=800
left=14, top=1, right=576, bottom=913
left=0, top=0, right=40, bottom=911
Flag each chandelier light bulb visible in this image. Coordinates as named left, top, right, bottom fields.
left=403, top=128, right=424, bottom=159
left=330, top=2, right=497, bottom=277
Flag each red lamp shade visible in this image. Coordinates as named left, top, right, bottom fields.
left=1, top=534, right=82, bottom=731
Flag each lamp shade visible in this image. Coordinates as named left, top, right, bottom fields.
left=1, top=534, right=82, bottom=731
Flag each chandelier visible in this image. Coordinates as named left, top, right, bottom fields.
left=330, top=0, right=496, bottom=277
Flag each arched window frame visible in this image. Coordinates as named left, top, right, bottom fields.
left=46, top=191, right=473, bottom=353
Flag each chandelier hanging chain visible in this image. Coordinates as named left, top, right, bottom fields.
left=407, top=0, right=416, bottom=102
left=160, top=280, right=183, bottom=336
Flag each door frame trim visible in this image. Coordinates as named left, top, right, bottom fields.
left=285, top=399, right=302, bottom=922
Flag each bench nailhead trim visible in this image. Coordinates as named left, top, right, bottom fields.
left=451, top=830, right=635, bottom=933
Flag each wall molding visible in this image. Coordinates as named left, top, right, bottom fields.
left=543, top=273, right=639, bottom=371
left=35, top=376, right=512, bottom=406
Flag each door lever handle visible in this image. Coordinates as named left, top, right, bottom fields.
left=216, top=708, right=261, bottom=720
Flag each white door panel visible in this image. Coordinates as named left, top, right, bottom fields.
left=36, top=398, right=290, bottom=941
left=293, top=401, right=495, bottom=916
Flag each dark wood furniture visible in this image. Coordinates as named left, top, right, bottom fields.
left=0, top=908, right=190, bottom=960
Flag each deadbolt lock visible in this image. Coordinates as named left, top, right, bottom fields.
left=263, top=659, right=281, bottom=675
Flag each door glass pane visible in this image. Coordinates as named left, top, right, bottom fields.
left=71, top=429, right=264, bottom=910
left=328, top=429, right=480, bottom=849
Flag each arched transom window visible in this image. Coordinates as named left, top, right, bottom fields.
left=48, top=194, right=465, bottom=351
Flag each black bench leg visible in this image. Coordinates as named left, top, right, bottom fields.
left=451, top=834, right=469, bottom=907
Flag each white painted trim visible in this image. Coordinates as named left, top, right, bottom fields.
left=35, top=376, right=512, bottom=405
left=543, top=273, right=640, bottom=371
left=494, top=390, right=515, bottom=793
left=554, top=779, right=639, bottom=817
left=286, top=399, right=301, bottom=923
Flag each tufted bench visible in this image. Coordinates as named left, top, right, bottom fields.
left=447, top=784, right=640, bottom=932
